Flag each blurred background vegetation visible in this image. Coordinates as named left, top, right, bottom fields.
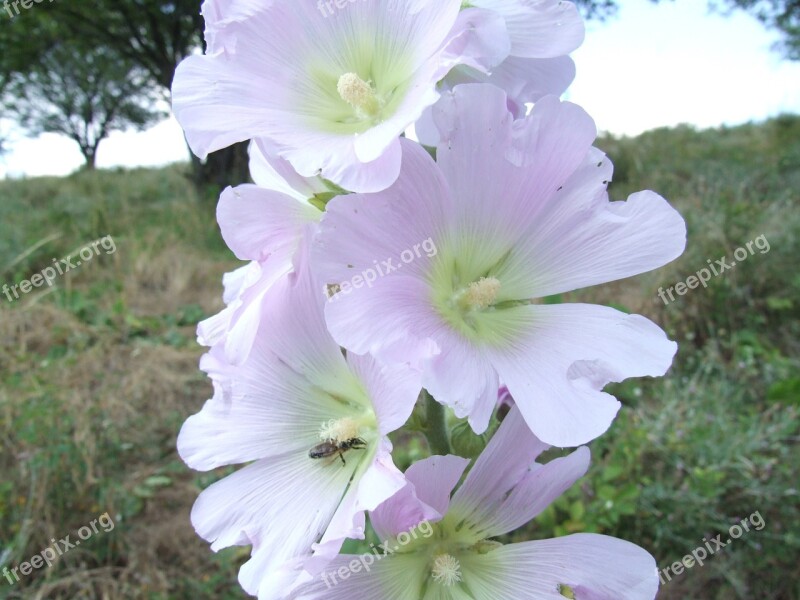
left=1, top=1, right=799, bottom=599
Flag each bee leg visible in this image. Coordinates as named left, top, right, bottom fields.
left=338, top=451, right=346, bottom=466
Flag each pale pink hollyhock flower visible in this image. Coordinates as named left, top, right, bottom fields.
left=173, top=0, right=468, bottom=192
left=288, top=407, right=659, bottom=599
left=197, top=142, right=328, bottom=363
left=312, top=84, right=686, bottom=447
left=179, top=253, right=422, bottom=599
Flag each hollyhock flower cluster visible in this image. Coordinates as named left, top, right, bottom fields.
left=174, top=1, right=687, bottom=598
left=289, top=408, right=658, bottom=599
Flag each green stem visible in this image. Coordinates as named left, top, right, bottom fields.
left=423, top=390, right=451, bottom=455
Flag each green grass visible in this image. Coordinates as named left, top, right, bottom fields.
left=1, top=115, right=799, bottom=599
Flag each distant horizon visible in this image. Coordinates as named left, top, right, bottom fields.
left=2, top=0, right=799, bottom=179
left=4, top=110, right=795, bottom=181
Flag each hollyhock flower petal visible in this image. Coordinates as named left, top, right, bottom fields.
left=190, top=450, right=359, bottom=553
left=218, top=185, right=321, bottom=263
left=249, top=140, right=329, bottom=202
left=196, top=255, right=294, bottom=363
left=417, top=0, right=583, bottom=145
left=173, top=0, right=463, bottom=192
left=470, top=0, right=585, bottom=58
left=448, top=405, right=550, bottom=520
left=441, top=8, right=511, bottom=73
left=486, top=304, right=677, bottom=446
left=446, top=405, right=591, bottom=537
left=484, top=147, right=687, bottom=298
left=179, top=251, right=421, bottom=597
left=290, top=554, right=429, bottom=600
left=370, top=454, right=470, bottom=540
left=477, top=55, right=576, bottom=116
left=420, top=333, right=499, bottom=433
left=314, top=84, right=685, bottom=445
left=200, top=152, right=323, bottom=363
left=288, top=409, right=657, bottom=600
left=456, top=535, right=659, bottom=599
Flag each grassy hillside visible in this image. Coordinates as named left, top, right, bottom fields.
left=1, top=116, right=798, bottom=599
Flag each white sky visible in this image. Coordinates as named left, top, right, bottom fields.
left=1, top=0, right=799, bottom=178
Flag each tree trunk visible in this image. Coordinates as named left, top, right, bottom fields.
left=187, top=141, right=251, bottom=198
left=82, top=148, right=97, bottom=170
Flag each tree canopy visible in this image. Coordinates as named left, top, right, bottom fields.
left=9, top=42, right=163, bottom=169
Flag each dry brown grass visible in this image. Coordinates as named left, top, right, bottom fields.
left=0, top=216, right=244, bottom=598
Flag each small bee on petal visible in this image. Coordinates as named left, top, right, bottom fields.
left=308, top=437, right=367, bottom=465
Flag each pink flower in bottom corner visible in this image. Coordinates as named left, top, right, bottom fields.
left=178, top=252, right=422, bottom=599
left=288, top=406, right=659, bottom=600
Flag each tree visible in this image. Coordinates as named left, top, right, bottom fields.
left=8, top=43, right=163, bottom=169
left=46, top=0, right=249, bottom=188
left=710, top=0, right=800, bottom=60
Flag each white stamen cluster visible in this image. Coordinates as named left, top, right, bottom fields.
left=337, top=72, right=380, bottom=116
left=431, top=553, right=463, bottom=586
left=318, top=417, right=360, bottom=443
left=462, top=276, right=501, bottom=310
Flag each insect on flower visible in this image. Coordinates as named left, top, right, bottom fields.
left=308, top=437, right=367, bottom=465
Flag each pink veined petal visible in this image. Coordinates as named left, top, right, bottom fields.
left=323, top=274, right=440, bottom=362
left=459, top=534, right=659, bottom=600
left=201, top=0, right=273, bottom=54
left=217, top=184, right=319, bottom=263
left=346, top=352, right=422, bottom=435
left=403, top=454, right=470, bottom=518
left=238, top=546, right=305, bottom=600
left=469, top=0, right=585, bottom=58
left=197, top=262, right=263, bottom=350
left=220, top=250, right=294, bottom=364
left=449, top=406, right=549, bottom=520
left=312, top=138, right=453, bottom=284
left=512, top=183, right=688, bottom=297
left=370, top=454, right=470, bottom=540
left=177, top=340, right=343, bottom=471
left=441, top=8, right=511, bottom=73
left=248, top=139, right=328, bottom=200
left=483, top=54, right=576, bottom=106
left=287, top=554, right=429, bottom=600
left=418, top=54, right=576, bottom=145
left=434, top=85, right=596, bottom=237
left=471, top=447, right=590, bottom=538
left=190, top=451, right=357, bottom=553
left=309, top=440, right=408, bottom=572
left=284, top=132, right=404, bottom=195
left=421, top=332, right=499, bottom=434
left=369, top=482, right=442, bottom=543
left=487, top=303, right=678, bottom=447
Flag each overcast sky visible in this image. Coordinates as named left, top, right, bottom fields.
left=1, top=0, right=799, bottom=178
